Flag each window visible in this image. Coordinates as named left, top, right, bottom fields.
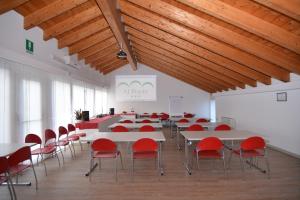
left=72, top=84, right=85, bottom=113
left=52, top=80, right=71, bottom=130
left=95, top=89, right=104, bottom=114
left=85, top=87, right=95, bottom=117
left=210, top=97, right=216, bottom=122
left=20, top=79, right=42, bottom=138
left=0, top=65, right=10, bottom=142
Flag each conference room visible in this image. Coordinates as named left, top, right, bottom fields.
left=0, top=0, right=299, bottom=200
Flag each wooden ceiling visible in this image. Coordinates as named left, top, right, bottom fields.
left=1, top=0, right=300, bottom=93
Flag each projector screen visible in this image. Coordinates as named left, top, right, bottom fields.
left=116, top=75, right=157, bottom=101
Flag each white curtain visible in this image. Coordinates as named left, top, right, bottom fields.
left=72, top=84, right=85, bottom=114
left=85, top=86, right=95, bottom=117
left=95, top=89, right=104, bottom=114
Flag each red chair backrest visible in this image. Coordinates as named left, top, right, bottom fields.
left=196, top=118, right=208, bottom=122
left=0, top=156, right=9, bottom=174
left=141, top=119, right=151, bottom=123
left=25, top=133, right=42, bottom=144
left=122, top=119, right=133, bottom=123
left=91, top=138, right=116, bottom=152
left=241, top=136, right=265, bottom=151
left=45, top=129, right=56, bottom=145
left=152, top=112, right=157, bottom=115
left=112, top=125, right=129, bottom=132
left=58, top=126, right=68, bottom=138
left=122, top=111, right=127, bottom=114
left=68, top=124, right=76, bottom=132
left=139, top=125, right=155, bottom=132
left=184, top=113, right=193, bottom=118
left=187, top=124, right=204, bottom=131
left=143, top=112, right=149, bottom=114
left=133, top=138, right=158, bottom=152
left=215, top=124, right=231, bottom=131
left=150, top=114, right=159, bottom=118
left=160, top=114, right=169, bottom=120
left=8, top=146, right=31, bottom=166
left=197, top=137, right=223, bottom=151
left=178, top=118, right=189, bottom=123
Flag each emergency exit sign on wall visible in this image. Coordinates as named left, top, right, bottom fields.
left=25, top=39, right=34, bottom=54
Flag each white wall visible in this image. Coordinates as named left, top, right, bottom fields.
left=105, top=63, right=211, bottom=117
left=214, top=74, right=300, bottom=156
left=0, top=11, right=105, bottom=86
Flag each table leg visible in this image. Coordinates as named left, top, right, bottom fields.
left=159, top=142, right=164, bottom=176
left=245, top=160, right=267, bottom=174
left=184, top=138, right=192, bottom=175
left=176, top=127, right=181, bottom=150
left=85, top=142, right=98, bottom=177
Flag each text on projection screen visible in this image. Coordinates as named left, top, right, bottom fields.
left=116, top=75, right=157, bottom=101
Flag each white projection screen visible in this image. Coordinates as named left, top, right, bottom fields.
left=116, top=75, right=157, bottom=101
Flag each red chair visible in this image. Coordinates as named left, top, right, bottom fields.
left=139, top=125, right=155, bottom=132
left=196, top=118, right=209, bottom=122
left=132, top=138, right=158, bottom=177
left=112, top=125, right=129, bottom=132
left=0, top=156, right=16, bottom=200
left=141, top=119, right=151, bottom=123
left=178, top=118, right=189, bottom=123
left=45, top=129, right=65, bottom=164
left=228, top=136, right=270, bottom=177
left=8, top=146, right=38, bottom=190
left=184, top=113, right=194, bottom=118
left=150, top=114, right=159, bottom=119
left=90, top=138, right=123, bottom=181
left=68, top=124, right=86, bottom=150
left=152, top=112, right=157, bottom=115
left=58, top=126, right=75, bottom=159
left=187, top=124, right=204, bottom=131
left=25, top=133, right=60, bottom=175
left=195, top=137, right=225, bottom=174
left=122, top=111, right=127, bottom=114
left=122, top=119, right=133, bottom=123
left=215, top=124, right=231, bottom=131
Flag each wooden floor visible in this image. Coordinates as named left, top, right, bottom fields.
left=1, top=128, right=300, bottom=200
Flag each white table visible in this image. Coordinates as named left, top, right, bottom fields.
left=81, top=131, right=166, bottom=176
left=180, top=130, right=264, bottom=175
left=108, top=123, right=163, bottom=129
left=119, top=118, right=161, bottom=123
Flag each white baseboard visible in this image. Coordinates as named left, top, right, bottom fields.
left=267, top=144, right=300, bottom=159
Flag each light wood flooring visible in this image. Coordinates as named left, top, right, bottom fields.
left=1, top=128, right=300, bottom=200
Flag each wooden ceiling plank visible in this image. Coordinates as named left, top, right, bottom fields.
left=85, top=44, right=119, bottom=64
left=58, top=17, right=108, bottom=48
left=253, top=0, right=300, bottom=22
left=119, top=0, right=290, bottom=82
left=0, top=0, right=30, bottom=14
left=133, top=0, right=300, bottom=73
left=134, top=49, right=229, bottom=91
left=138, top=57, right=216, bottom=93
left=93, top=53, right=117, bottom=67
left=175, top=0, right=300, bottom=55
left=99, top=58, right=124, bottom=70
left=43, top=5, right=101, bottom=40
left=78, top=37, right=117, bottom=60
left=102, top=60, right=128, bottom=74
left=68, top=28, right=113, bottom=55
left=132, top=44, right=235, bottom=90
left=24, top=0, right=89, bottom=29
left=95, top=0, right=137, bottom=70
left=127, top=27, right=257, bottom=87
left=123, top=16, right=269, bottom=85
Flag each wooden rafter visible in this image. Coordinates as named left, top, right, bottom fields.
left=0, top=0, right=29, bottom=14
left=95, top=0, right=137, bottom=70
left=119, top=0, right=290, bottom=82
left=102, top=60, right=128, bottom=74
left=85, top=44, right=119, bottom=64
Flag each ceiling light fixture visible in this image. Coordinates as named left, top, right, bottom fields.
left=117, top=43, right=127, bottom=60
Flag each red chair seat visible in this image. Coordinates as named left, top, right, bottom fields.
left=73, top=133, right=86, bottom=137
left=57, top=140, right=69, bottom=146
left=68, top=135, right=80, bottom=141
left=133, top=151, right=157, bottom=159
left=233, top=149, right=264, bottom=157
left=9, top=164, right=30, bottom=176
left=93, top=151, right=120, bottom=158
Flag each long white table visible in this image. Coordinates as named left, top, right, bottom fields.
left=119, top=118, right=161, bottom=123
left=108, top=123, right=163, bottom=129
left=81, top=131, right=166, bottom=176
left=180, top=130, right=264, bottom=175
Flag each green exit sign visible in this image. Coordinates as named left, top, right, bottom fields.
left=25, top=39, right=34, bottom=54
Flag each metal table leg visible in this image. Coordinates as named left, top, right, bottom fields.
left=85, top=142, right=98, bottom=177
left=184, top=138, right=192, bottom=175
left=159, top=142, right=164, bottom=175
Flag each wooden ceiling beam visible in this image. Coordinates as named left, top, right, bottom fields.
left=133, top=0, right=300, bottom=73
left=123, top=16, right=270, bottom=85
left=58, top=17, right=108, bottom=48
left=78, top=37, right=117, bottom=60
left=24, top=0, right=89, bottom=30
left=0, top=0, right=29, bottom=15
left=138, top=56, right=216, bottom=93
left=43, top=5, right=101, bottom=40
left=119, top=0, right=290, bottom=82
left=68, top=28, right=113, bottom=55
left=95, top=0, right=137, bottom=70
left=253, top=0, right=300, bottom=21
left=85, top=44, right=119, bottom=64
left=134, top=49, right=230, bottom=91
left=126, top=27, right=257, bottom=87
left=94, top=54, right=119, bottom=68
left=102, top=60, right=129, bottom=74
left=176, top=0, right=300, bottom=55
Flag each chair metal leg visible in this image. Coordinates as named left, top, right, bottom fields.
left=264, top=155, right=271, bottom=178
left=30, top=159, right=38, bottom=190
left=68, top=144, right=74, bottom=159
left=227, top=151, right=233, bottom=169
left=40, top=154, right=47, bottom=176
left=98, top=158, right=101, bottom=170
left=115, top=157, right=118, bottom=182
left=89, top=158, right=94, bottom=182
left=6, top=174, right=14, bottom=200
left=36, top=154, right=40, bottom=166
left=120, top=153, right=124, bottom=169
left=7, top=174, right=17, bottom=200
left=58, top=146, right=65, bottom=164
left=239, top=155, right=245, bottom=174
left=55, top=152, right=61, bottom=167
left=79, top=141, right=83, bottom=151
left=196, top=152, right=200, bottom=170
